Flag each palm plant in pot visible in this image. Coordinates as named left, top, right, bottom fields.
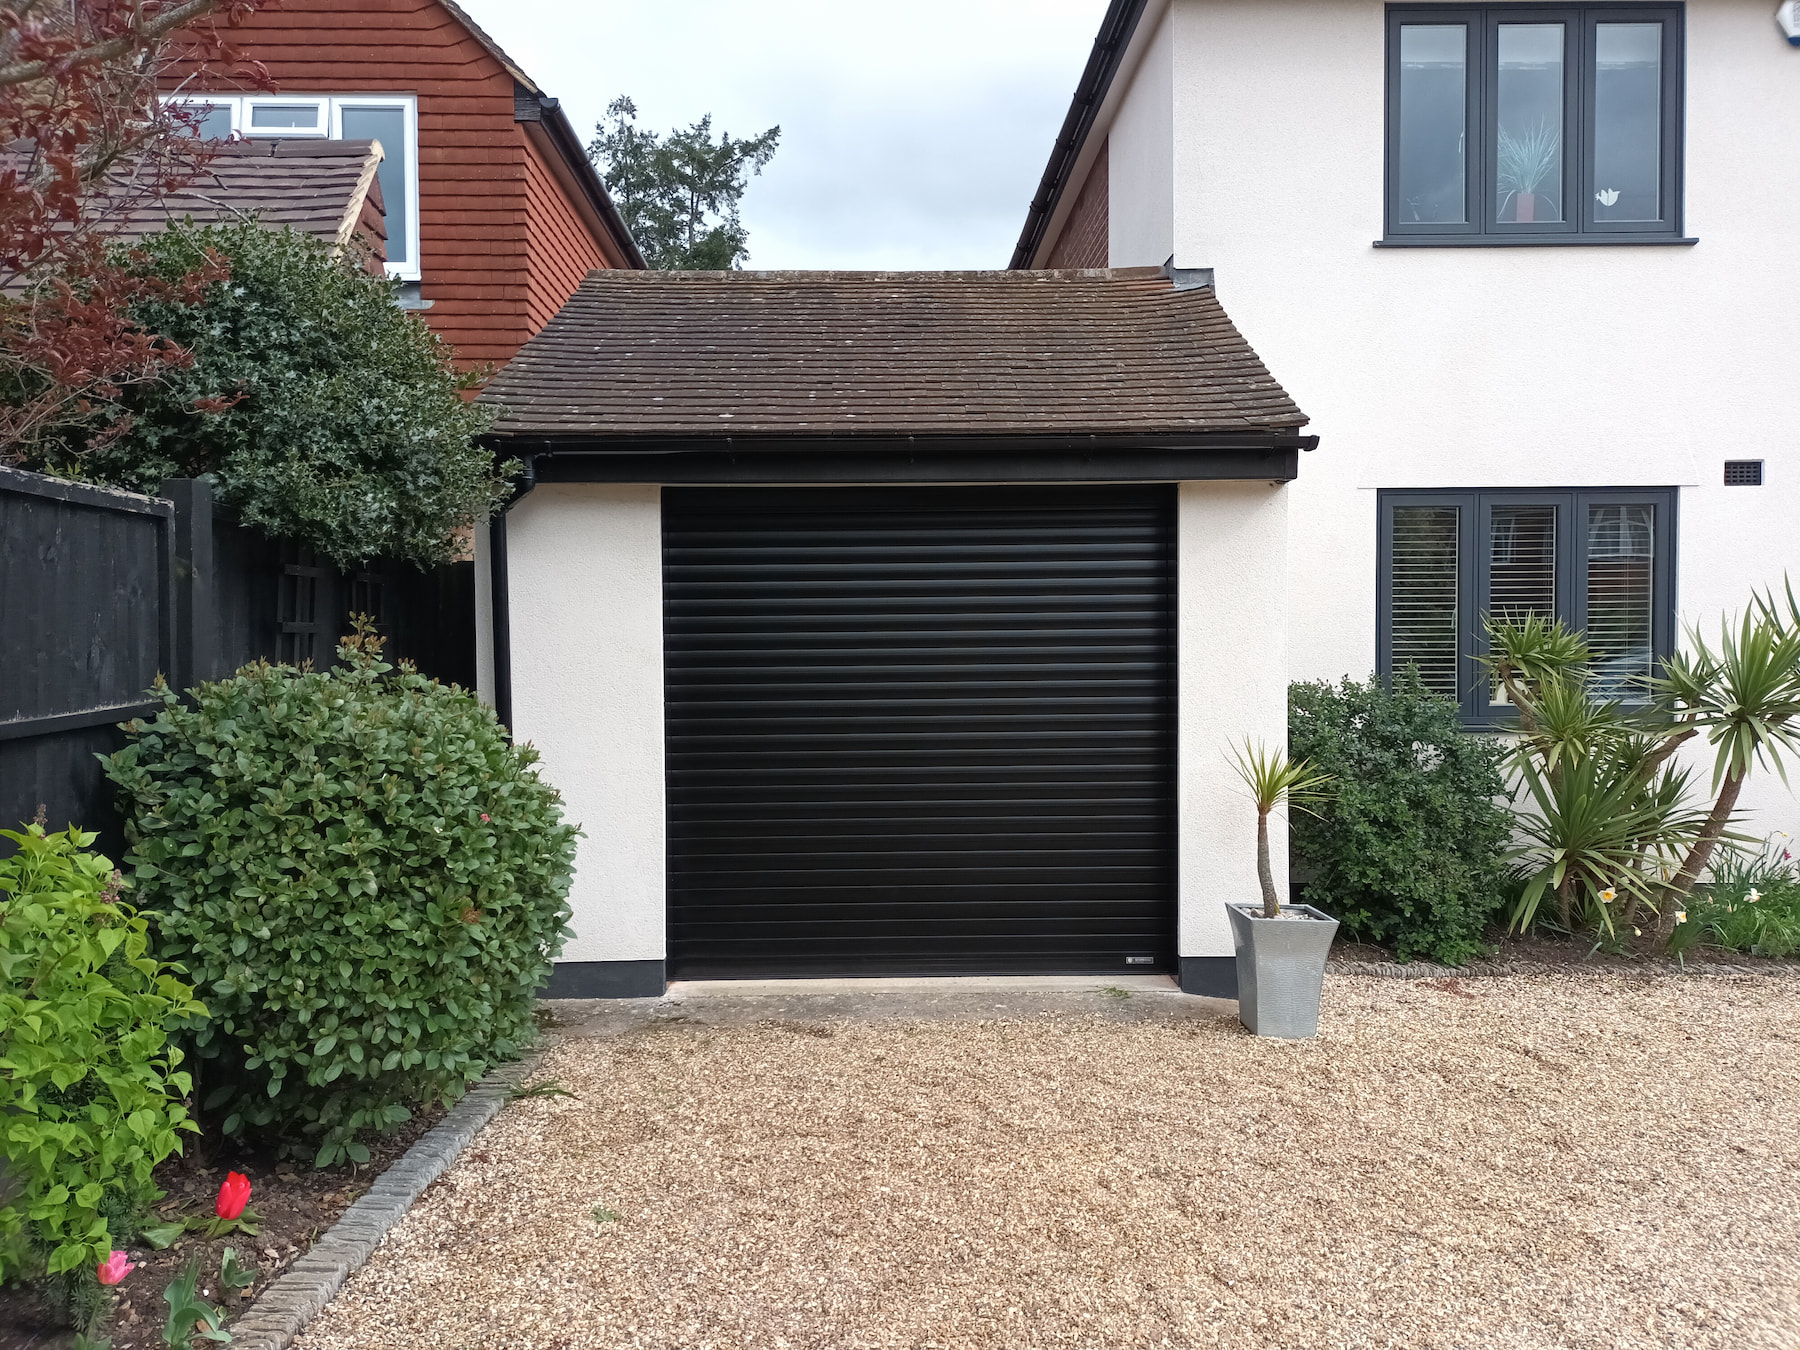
left=1226, top=741, right=1337, bottom=1038
left=1497, top=119, right=1560, bottom=223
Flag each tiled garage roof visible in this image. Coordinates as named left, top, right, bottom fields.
left=482, top=267, right=1307, bottom=440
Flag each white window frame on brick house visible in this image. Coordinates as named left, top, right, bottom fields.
left=162, top=93, right=421, bottom=281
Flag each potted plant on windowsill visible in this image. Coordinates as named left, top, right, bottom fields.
left=1226, top=741, right=1338, bottom=1038
left=1497, top=120, right=1560, bottom=223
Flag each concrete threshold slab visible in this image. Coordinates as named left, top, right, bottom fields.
left=666, top=974, right=1181, bottom=997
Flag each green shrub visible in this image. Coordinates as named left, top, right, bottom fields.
left=27, top=220, right=505, bottom=568
left=105, top=626, right=578, bottom=1166
left=1288, top=671, right=1512, bottom=964
left=0, top=824, right=204, bottom=1283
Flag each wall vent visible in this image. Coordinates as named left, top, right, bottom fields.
left=1724, top=459, right=1764, bottom=486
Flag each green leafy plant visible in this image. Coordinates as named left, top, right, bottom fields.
left=508, top=1080, right=578, bottom=1102
left=27, top=220, right=506, bottom=568
left=0, top=823, right=205, bottom=1288
left=1287, top=672, right=1512, bottom=964
left=218, top=1247, right=257, bottom=1302
left=106, top=621, right=579, bottom=1166
left=1667, top=834, right=1800, bottom=958
left=592, top=1205, right=622, bottom=1224
left=160, top=1255, right=229, bottom=1348
left=1227, top=740, right=1333, bottom=918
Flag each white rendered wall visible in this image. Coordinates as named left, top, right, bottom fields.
left=1098, top=0, right=1800, bottom=830
left=1107, top=7, right=1177, bottom=269
left=1179, top=481, right=1291, bottom=959
left=504, top=485, right=666, bottom=963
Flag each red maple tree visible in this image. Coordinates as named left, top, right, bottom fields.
left=0, top=0, right=268, bottom=464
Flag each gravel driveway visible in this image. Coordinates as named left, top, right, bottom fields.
left=295, top=973, right=1800, bottom=1350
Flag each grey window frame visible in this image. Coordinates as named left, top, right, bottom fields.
left=1377, top=486, right=1679, bottom=723
left=1382, top=3, right=1688, bottom=246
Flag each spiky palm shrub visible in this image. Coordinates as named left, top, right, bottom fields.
left=1227, top=741, right=1332, bottom=918
left=1492, top=592, right=1800, bottom=946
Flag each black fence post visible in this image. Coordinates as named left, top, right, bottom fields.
left=161, top=478, right=214, bottom=691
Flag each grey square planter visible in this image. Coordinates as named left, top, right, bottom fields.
left=1226, top=902, right=1339, bottom=1038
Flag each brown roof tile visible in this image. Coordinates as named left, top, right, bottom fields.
left=481, top=267, right=1307, bottom=440
left=113, top=140, right=386, bottom=256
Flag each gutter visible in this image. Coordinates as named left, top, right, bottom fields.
left=488, top=452, right=540, bottom=735
left=1008, top=0, right=1151, bottom=270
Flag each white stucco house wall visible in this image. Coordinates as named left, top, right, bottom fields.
left=1019, top=0, right=1800, bottom=833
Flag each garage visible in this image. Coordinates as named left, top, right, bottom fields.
left=475, top=265, right=1312, bottom=998
left=662, top=484, right=1176, bottom=979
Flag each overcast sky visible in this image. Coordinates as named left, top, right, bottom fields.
left=454, top=0, right=1109, bottom=271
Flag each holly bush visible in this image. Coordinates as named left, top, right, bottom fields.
left=0, top=823, right=204, bottom=1282
left=105, top=626, right=578, bottom=1165
left=1287, top=671, right=1512, bottom=965
left=32, top=220, right=506, bottom=569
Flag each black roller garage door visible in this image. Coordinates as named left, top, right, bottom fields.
left=663, top=485, right=1176, bottom=979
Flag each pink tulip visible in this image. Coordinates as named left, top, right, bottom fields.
left=216, top=1171, right=251, bottom=1220
left=97, top=1250, right=134, bottom=1285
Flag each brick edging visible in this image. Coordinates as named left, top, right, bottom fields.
left=1328, top=958, right=1800, bottom=980
left=224, top=1054, right=538, bottom=1350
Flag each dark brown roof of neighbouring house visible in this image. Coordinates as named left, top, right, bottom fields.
left=482, top=266, right=1307, bottom=441
left=113, top=140, right=386, bottom=258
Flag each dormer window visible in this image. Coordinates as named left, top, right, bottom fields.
left=1382, top=4, right=1687, bottom=245
left=162, top=94, right=420, bottom=280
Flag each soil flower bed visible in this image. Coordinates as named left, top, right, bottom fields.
left=0, top=1105, right=442, bottom=1350
left=295, top=972, right=1800, bottom=1350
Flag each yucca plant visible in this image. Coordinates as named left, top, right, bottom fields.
left=1228, top=740, right=1333, bottom=918
left=1489, top=595, right=1800, bottom=947
left=1508, top=742, right=1707, bottom=934
left=1646, top=604, right=1800, bottom=939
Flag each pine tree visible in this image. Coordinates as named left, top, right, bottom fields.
left=588, top=96, right=780, bottom=271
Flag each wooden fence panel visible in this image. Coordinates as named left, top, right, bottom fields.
left=1, top=469, right=475, bottom=858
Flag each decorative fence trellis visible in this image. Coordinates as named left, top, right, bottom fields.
left=1, top=466, right=474, bottom=858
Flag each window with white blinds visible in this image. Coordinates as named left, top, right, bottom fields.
left=1390, top=506, right=1462, bottom=698
left=1586, top=503, right=1656, bottom=698
left=1379, top=489, right=1674, bottom=720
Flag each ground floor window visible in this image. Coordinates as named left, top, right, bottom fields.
left=1377, top=487, right=1676, bottom=720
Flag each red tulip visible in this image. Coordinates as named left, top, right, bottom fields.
left=215, top=1171, right=251, bottom=1221
left=97, top=1250, right=134, bottom=1285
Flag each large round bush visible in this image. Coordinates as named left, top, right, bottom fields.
left=105, top=629, right=577, bottom=1164
left=1288, top=671, right=1511, bottom=965
left=38, top=221, right=505, bottom=569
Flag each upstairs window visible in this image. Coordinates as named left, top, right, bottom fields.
left=1378, top=488, right=1677, bottom=720
left=1383, top=5, right=1686, bottom=244
left=162, top=94, right=420, bottom=280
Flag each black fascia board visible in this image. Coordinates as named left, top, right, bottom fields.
left=483, top=431, right=1314, bottom=490
left=1008, top=0, right=1151, bottom=270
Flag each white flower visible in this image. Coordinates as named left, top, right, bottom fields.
left=1595, top=188, right=1621, bottom=206
left=1748, top=888, right=1762, bottom=904
left=1599, top=887, right=1617, bottom=904
left=1675, top=910, right=1687, bottom=925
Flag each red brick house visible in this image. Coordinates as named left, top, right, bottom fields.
left=167, top=0, right=642, bottom=367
